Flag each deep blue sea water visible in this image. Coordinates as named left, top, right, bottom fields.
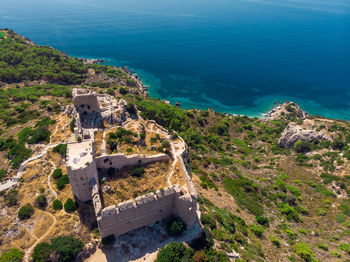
left=1, top=0, right=350, bottom=119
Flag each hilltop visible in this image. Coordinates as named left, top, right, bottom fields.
left=0, top=30, right=349, bottom=262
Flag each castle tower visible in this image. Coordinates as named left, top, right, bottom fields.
left=67, top=140, right=99, bottom=202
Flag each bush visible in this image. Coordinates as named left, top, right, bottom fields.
left=166, top=217, right=187, bottom=236
left=53, top=144, right=67, bottom=157
left=332, top=139, right=345, bottom=150
left=32, top=242, right=52, bottom=262
left=0, top=248, right=24, bottom=262
left=101, top=234, right=115, bottom=246
left=119, top=87, right=128, bottom=95
left=156, top=242, right=193, bottom=262
left=294, top=140, right=311, bottom=153
left=4, top=189, right=18, bottom=206
left=278, top=203, right=300, bottom=222
left=294, top=243, right=314, bottom=262
left=317, top=243, right=328, bottom=251
left=200, top=213, right=216, bottom=230
left=35, top=194, right=47, bottom=208
left=256, top=215, right=269, bottom=227
left=52, top=168, right=63, bottom=179
left=251, top=225, right=264, bottom=238
left=269, top=236, right=281, bottom=248
left=69, top=118, right=75, bottom=132
left=18, top=203, right=34, bottom=220
left=130, top=166, right=145, bottom=177
left=64, top=198, right=77, bottom=213
left=56, top=175, right=69, bottom=190
left=53, top=199, right=63, bottom=210
left=32, top=235, right=84, bottom=262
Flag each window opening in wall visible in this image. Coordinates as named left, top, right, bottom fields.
left=87, top=105, right=91, bottom=110
left=80, top=104, right=85, bottom=108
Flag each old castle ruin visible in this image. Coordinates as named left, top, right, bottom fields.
left=66, top=88, right=198, bottom=238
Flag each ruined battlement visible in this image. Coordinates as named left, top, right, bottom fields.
left=96, top=184, right=197, bottom=237
left=95, top=153, right=170, bottom=171
left=66, top=89, right=198, bottom=238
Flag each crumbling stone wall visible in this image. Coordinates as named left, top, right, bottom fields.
left=95, top=153, right=170, bottom=171
left=96, top=185, right=197, bottom=237
left=73, top=89, right=100, bottom=115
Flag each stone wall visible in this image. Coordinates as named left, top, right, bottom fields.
left=95, top=153, right=170, bottom=171
left=73, top=90, right=100, bottom=115
left=97, top=185, right=197, bottom=237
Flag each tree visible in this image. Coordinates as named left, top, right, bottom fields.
left=18, top=203, right=34, bottom=220
left=64, top=198, right=77, bottom=213
left=4, top=189, right=18, bottom=206
left=31, top=236, right=84, bottom=262
left=52, top=168, right=63, bottom=179
left=32, top=242, right=52, bottom=262
left=156, top=242, right=193, bottom=262
left=0, top=248, right=23, bottom=262
left=56, top=175, right=69, bottom=190
left=50, top=235, right=84, bottom=262
left=53, top=199, right=63, bottom=210
left=35, top=194, right=47, bottom=208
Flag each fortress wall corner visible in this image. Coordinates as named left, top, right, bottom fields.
left=97, top=187, right=176, bottom=237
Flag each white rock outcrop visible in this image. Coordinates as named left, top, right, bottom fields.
left=278, top=123, right=331, bottom=148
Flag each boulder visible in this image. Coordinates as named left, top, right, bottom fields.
left=278, top=123, right=331, bottom=148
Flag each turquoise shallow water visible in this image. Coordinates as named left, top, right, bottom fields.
left=1, top=0, right=350, bottom=119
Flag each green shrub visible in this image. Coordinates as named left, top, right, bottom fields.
left=294, top=243, right=314, bottom=261
left=200, top=213, right=216, bottom=230
left=53, top=199, right=63, bottom=210
left=64, top=198, right=77, bottom=213
left=338, top=243, right=350, bottom=254
left=18, top=203, right=34, bottom=220
left=269, top=236, right=281, bottom=248
left=53, top=144, right=67, bottom=157
left=0, top=169, right=6, bottom=181
left=166, top=217, right=187, bottom=236
left=56, top=175, right=69, bottom=190
left=0, top=248, right=24, bottom=262
left=330, top=250, right=341, bottom=258
left=4, top=189, right=18, bottom=206
left=52, top=168, right=63, bottom=179
left=317, top=243, right=328, bottom=251
left=278, top=203, right=300, bottom=222
left=256, top=215, right=269, bottom=227
left=251, top=225, right=264, bottom=238
left=35, top=194, right=47, bottom=208
left=294, top=140, right=312, bottom=153
left=156, top=242, right=193, bottom=262
left=32, top=242, right=52, bottom=262
left=340, top=199, right=350, bottom=216
left=69, top=118, right=76, bottom=132
left=130, top=166, right=145, bottom=177
left=223, top=177, right=263, bottom=216
left=119, top=87, right=128, bottom=95
left=50, top=235, right=83, bottom=262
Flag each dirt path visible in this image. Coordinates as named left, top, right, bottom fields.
left=23, top=211, right=57, bottom=262
left=48, top=161, right=58, bottom=199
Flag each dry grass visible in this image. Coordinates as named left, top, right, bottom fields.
left=50, top=113, right=73, bottom=143
left=94, top=130, right=104, bottom=156
left=102, top=160, right=171, bottom=206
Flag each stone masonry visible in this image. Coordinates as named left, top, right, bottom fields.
left=67, top=88, right=198, bottom=238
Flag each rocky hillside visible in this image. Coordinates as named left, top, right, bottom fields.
left=0, top=31, right=349, bottom=262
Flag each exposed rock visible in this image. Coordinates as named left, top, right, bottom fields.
left=278, top=123, right=331, bottom=148
left=266, top=102, right=308, bottom=120
left=227, top=251, right=240, bottom=259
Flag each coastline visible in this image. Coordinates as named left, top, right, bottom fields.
left=74, top=55, right=350, bottom=121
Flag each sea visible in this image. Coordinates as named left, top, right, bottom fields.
left=1, top=0, right=350, bottom=119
